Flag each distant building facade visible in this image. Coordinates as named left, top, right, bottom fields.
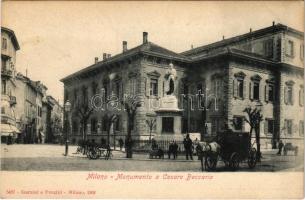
left=61, top=23, right=304, bottom=148
left=1, top=27, right=63, bottom=144
left=1, top=27, right=20, bottom=143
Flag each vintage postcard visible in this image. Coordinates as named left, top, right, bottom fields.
left=0, top=1, right=304, bottom=199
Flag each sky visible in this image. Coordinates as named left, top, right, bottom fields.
left=2, top=1, right=304, bottom=105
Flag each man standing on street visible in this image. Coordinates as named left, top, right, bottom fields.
left=277, top=140, right=284, bottom=155
left=183, top=134, right=193, bottom=160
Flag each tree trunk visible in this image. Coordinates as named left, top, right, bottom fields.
left=255, top=125, right=261, bottom=162
left=126, top=116, right=134, bottom=158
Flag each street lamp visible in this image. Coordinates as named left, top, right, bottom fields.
left=64, top=100, right=71, bottom=156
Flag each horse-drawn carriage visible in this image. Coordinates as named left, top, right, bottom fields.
left=199, top=130, right=257, bottom=171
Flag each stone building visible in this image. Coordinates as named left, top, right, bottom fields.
left=1, top=26, right=63, bottom=144
left=1, top=27, right=20, bottom=143
left=61, top=23, right=304, bottom=148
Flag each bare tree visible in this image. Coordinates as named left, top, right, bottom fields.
left=146, top=118, right=156, bottom=142
left=243, top=106, right=263, bottom=161
left=103, top=114, right=118, bottom=146
left=121, top=95, right=141, bottom=158
left=76, top=101, right=93, bottom=141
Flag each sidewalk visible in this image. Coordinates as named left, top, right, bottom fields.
left=69, top=147, right=201, bottom=162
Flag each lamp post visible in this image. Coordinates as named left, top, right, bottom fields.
left=64, top=100, right=71, bottom=156
left=255, top=101, right=263, bottom=161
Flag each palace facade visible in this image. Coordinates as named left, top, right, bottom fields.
left=61, top=23, right=304, bottom=148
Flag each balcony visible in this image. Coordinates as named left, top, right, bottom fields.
left=9, top=95, right=16, bottom=106
left=1, top=68, right=12, bottom=78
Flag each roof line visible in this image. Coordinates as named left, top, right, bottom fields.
left=1, top=27, right=20, bottom=50
left=182, top=23, right=303, bottom=56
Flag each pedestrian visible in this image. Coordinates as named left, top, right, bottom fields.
left=173, top=141, right=178, bottom=159
left=277, top=140, right=284, bottom=155
left=119, top=138, right=124, bottom=151
left=151, top=138, right=158, bottom=150
left=183, top=134, right=193, bottom=160
left=168, top=141, right=174, bottom=159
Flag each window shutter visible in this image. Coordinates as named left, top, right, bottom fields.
left=265, top=85, right=269, bottom=102
left=264, top=120, right=268, bottom=135
left=243, top=79, right=247, bottom=99
left=145, top=77, right=149, bottom=97
left=158, top=79, right=162, bottom=97
left=291, top=87, right=294, bottom=105
left=292, top=123, right=297, bottom=135
left=233, top=79, right=237, bottom=98
left=249, top=82, right=253, bottom=100
left=259, top=82, right=263, bottom=101
left=301, top=89, right=304, bottom=106
left=284, top=86, right=288, bottom=104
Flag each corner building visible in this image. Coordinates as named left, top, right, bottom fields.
left=61, top=23, right=304, bottom=148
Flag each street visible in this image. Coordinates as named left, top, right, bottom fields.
left=1, top=144, right=303, bottom=172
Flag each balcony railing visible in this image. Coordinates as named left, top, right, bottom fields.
left=9, top=95, right=16, bottom=106
left=1, top=69, right=12, bottom=77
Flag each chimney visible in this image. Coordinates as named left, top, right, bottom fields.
left=191, top=44, right=194, bottom=49
left=222, top=35, right=225, bottom=40
left=103, top=53, right=107, bottom=60
left=107, top=54, right=111, bottom=58
left=272, top=21, right=275, bottom=26
left=94, top=57, right=98, bottom=64
left=143, top=32, right=148, bottom=44
left=250, top=28, right=252, bottom=33
left=123, top=41, right=127, bottom=52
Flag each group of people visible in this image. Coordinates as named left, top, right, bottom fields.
left=149, top=134, right=201, bottom=160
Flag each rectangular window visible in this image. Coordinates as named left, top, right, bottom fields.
left=253, top=82, right=260, bottom=100
left=285, top=120, right=293, bottom=135
left=82, top=87, right=88, bottom=104
left=237, top=79, right=244, bottom=98
left=286, top=40, right=294, bottom=57
left=102, top=117, right=107, bottom=131
left=287, top=86, right=293, bottom=105
left=299, top=121, right=304, bottom=136
left=267, top=119, right=274, bottom=134
left=115, top=116, right=120, bottom=131
left=2, top=38, right=7, bottom=50
left=268, top=84, right=274, bottom=101
left=91, top=118, right=97, bottom=134
left=233, top=116, right=243, bottom=131
left=150, top=78, right=158, bottom=96
left=300, top=44, right=304, bottom=60
left=299, top=87, right=304, bottom=106
left=129, top=78, right=136, bottom=95
left=115, top=81, right=120, bottom=97
left=1, top=80, right=6, bottom=95
left=264, top=39, right=273, bottom=58
left=162, top=117, right=174, bottom=133
left=213, top=79, right=222, bottom=98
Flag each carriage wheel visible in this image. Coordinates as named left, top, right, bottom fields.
left=229, top=152, right=240, bottom=170
left=248, top=148, right=257, bottom=169
left=205, top=154, right=217, bottom=171
left=88, top=149, right=99, bottom=160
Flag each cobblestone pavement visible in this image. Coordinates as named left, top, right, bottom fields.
left=1, top=144, right=303, bottom=171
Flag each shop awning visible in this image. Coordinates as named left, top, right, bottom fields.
left=1, top=123, right=20, bottom=136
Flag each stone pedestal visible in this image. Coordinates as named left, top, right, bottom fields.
left=154, top=95, right=183, bottom=141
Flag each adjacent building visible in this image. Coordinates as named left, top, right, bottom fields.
left=1, top=27, right=63, bottom=144
left=1, top=27, right=20, bottom=143
left=61, top=23, right=304, bottom=149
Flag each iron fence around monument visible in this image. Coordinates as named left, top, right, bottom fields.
left=132, top=139, right=185, bottom=153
